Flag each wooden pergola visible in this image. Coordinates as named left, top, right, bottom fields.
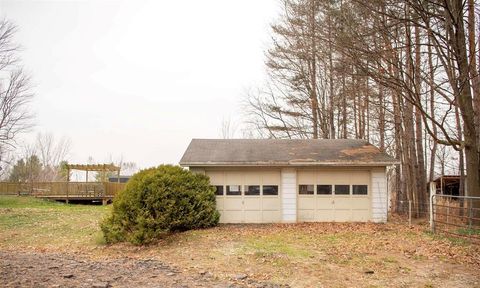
left=65, top=164, right=121, bottom=183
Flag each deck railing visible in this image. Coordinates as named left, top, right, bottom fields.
left=0, top=181, right=126, bottom=198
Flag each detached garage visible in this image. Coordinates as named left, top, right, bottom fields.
left=179, top=139, right=397, bottom=223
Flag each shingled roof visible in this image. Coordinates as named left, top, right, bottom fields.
left=180, top=139, right=398, bottom=167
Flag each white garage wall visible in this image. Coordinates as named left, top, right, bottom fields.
left=371, top=167, right=388, bottom=223
left=191, top=165, right=389, bottom=223
left=281, top=168, right=297, bottom=222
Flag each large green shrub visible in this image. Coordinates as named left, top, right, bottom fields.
left=100, top=165, right=219, bottom=245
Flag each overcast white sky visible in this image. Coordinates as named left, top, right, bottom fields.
left=0, top=0, right=279, bottom=170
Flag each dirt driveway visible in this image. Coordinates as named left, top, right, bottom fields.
left=0, top=251, right=284, bottom=288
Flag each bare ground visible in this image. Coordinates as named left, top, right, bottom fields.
left=0, top=251, right=284, bottom=288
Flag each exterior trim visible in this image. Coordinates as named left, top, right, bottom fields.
left=181, top=162, right=399, bottom=167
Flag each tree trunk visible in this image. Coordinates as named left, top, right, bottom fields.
left=378, top=81, right=385, bottom=151
left=309, top=0, right=319, bottom=139
left=328, top=2, right=335, bottom=139
left=427, top=33, right=437, bottom=182
left=414, top=24, right=426, bottom=213
left=467, top=0, right=480, bottom=155
left=342, top=73, right=347, bottom=139
left=404, top=10, right=419, bottom=217
left=450, top=0, right=480, bottom=220
left=455, top=103, right=466, bottom=216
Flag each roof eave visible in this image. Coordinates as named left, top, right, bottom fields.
left=180, top=161, right=400, bottom=167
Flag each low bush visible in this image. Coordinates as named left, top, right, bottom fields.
left=100, top=165, right=219, bottom=245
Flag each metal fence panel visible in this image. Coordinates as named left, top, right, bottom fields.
left=431, top=194, right=480, bottom=243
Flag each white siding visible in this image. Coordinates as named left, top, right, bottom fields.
left=281, top=168, right=297, bottom=222
left=371, top=167, right=388, bottom=223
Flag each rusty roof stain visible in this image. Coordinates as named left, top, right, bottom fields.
left=339, top=145, right=381, bottom=161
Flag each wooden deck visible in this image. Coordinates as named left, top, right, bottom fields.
left=0, top=182, right=125, bottom=204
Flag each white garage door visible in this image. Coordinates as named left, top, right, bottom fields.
left=207, top=170, right=281, bottom=223
left=298, top=169, right=371, bottom=222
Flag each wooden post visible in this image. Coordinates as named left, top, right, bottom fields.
left=469, top=198, right=473, bottom=229
left=447, top=202, right=450, bottom=231
left=117, top=169, right=120, bottom=184
left=85, top=169, right=88, bottom=196
left=429, top=182, right=435, bottom=232
left=408, top=200, right=412, bottom=227
left=440, top=176, right=443, bottom=195
left=104, top=164, right=107, bottom=182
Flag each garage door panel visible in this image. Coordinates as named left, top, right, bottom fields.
left=334, top=198, right=353, bottom=209
left=262, top=170, right=281, bottom=183
left=316, top=171, right=335, bottom=184
left=351, top=198, right=370, bottom=208
left=208, top=169, right=281, bottom=223
left=298, top=210, right=315, bottom=221
left=208, top=171, right=224, bottom=185
left=222, top=211, right=243, bottom=223
left=219, top=212, right=226, bottom=223
left=263, top=198, right=280, bottom=210
left=298, top=197, right=315, bottom=209
left=351, top=210, right=370, bottom=221
left=262, top=210, right=281, bottom=222
left=298, top=170, right=315, bottom=184
left=225, top=171, right=243, bottom=184
left=350, top=171, right=370, bottom=184
left=244, top=197, right=261, bottom=210
left=315, top=210, right=334, bottom=221
left=244, top=171, right=261, bottom=184
left=317, top=171, right=345, bottom=184
left=244, top=211, right=262, bottom=223
left=216, top=197, right=224, bottom=210
left=298, top=169, right=372, bottom=223
left=316, top=198, right=333, bottom=209
left=224, top=198, right=243, bottom=210
left=334, top=209, right=352, bottom=222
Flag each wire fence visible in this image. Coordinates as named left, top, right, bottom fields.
left=430, top=194, right=480, bottom=243
left=395, top=200, right=430, bottom=225
left=394, top=195, right=480, bottom=243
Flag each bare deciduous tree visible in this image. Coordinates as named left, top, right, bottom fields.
left=220, top=117, right=238, bottom=139
left=246, top=0, right=480, bottom=216
left=0, top=19, right=33, bottom=166
left=35, top=132, right=71, bottom=181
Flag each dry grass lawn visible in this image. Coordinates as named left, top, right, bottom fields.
left=1, top=196, right=479, bottom=287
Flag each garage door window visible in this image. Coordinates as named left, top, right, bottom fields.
left=299, top=185, right=314, bottom=195
left=263, top=185, right=278, bottom=196
left=334, top=185, right=350, bottom=195
left=317, top=185, right=332, bottom=195
left=213, top=185, right=224, bottom=196
left=352, top=185, right=368, bottom=195
left=226, top=185, right=242, bottom=195
left=245, top=185, right=260, bottom=196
